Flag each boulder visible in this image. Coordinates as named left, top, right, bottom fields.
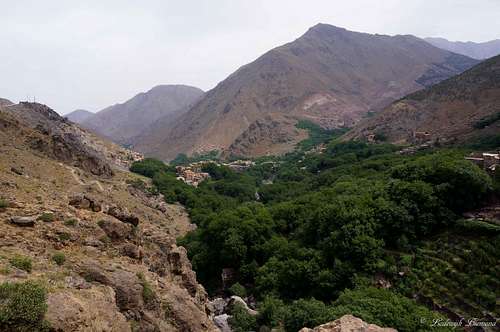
left=78, top=262, right=144, bottom=317
left=210, top=297, right=227, bottom=315
left=229, top=296, right=258, bottom=316
left=121, top=243, right=143, bottom=259
left=98, top=218, right=132, bottom=240
left=106, top=205, right=139, bottom=226
left=69, top=194, right=102, bottom=212
left=213, top=314, right=232, bottom=332
left=46, top=288, right=130, bottom=332
left=9, top=216, right=35, bottom=227
left=298, top=315, right=397, bottom=332
left=65, top=276, right=91, bottom=289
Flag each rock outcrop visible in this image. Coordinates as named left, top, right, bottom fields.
left=299, top=315, right=397, bottom=332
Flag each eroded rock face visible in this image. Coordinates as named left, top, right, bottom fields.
left=163, top=285, right=219, bottom=332
left=107, top=205, right=140, bottom=226
left=299, top=315, right=397, bottom=332
left=98, top=218, right=133, bottom=240
left=167, top=245, right=202, bottom=298
left=46, top=287, right=131, bottom=332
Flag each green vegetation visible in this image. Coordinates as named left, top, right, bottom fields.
left=228, top=302, right=257, bottom=332
left=57, top=232, right=71, bottom=242
left=63, top=218, right=78, bottom=226
left=170, top=150, right=220, bottom=166
left=131, top=139, right=496, bottom=331
left=137, top=272, right=155, bottom=304
left=10, top=255, right=32, bottom=273
left=0, top=199, right=8, bottom=209
left=51, top=252, right=66, bottom=266
left=37, top=213, right=54, bottom=223
left=295, top=120, right=348, bottom=151
left=0, top=281, right=49, bottom=331
left=228, top=282, right=247, bottom=298
left=465, top=134, right=500, bottom=150
left=473, top=112, right=500, bottom=129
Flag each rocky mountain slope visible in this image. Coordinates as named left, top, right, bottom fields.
left=0, top=101, right=217, bottom=331
left=65, top=109, right=94, bottom=123
left=425, top=37, right=500, bottom=60
left=345, top=54, right=500, bottom=145
left=133, top=23, right=478, bottom=160
left=81, top=85, right=204, bottom=145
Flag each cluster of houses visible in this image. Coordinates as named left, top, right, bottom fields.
left=175, top=159, right=255, bottom=187
left=175, top=162, right=211, bottom=187
left=465, top=152, right=499, bottom=175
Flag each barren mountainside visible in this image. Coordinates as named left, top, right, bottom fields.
left=346, top=54, right=500, bottom=145
left=81, top=85, right=204, bottom=145
left=133, top=24, right=478, bottom=160
left=425, top=37, right=500, bottom=60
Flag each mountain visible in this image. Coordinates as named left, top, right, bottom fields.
left=425, top=37, right=500, bottom=60
left=65, top=109, right=94, bottom=123
left=0, top=100, right=217, bottom=331
left=0, top=98, right=13, bottom=107
left=345, top=55, right=500, bottom=145
left=133, top=24, right=478, bottom=160
left=81, top=85, right=204, bottom=145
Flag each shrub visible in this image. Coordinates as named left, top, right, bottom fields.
left=130, top=158, right=173, bottom=178
left=331, top=287, right=451, bottom=332
left=64, top=218, right=78, bottom=226
left=51, top=252, right=66, bottom=266
left=228, top=302, right=257, bottom=332
left=9, top=255, right=32, bottom=273
left=283, top=298, right=335, bottom=332
left=57, top=233, right=71, bottom=242
left=229, top=282, right=247, bottom=298
left=137, top=272, right=155, bottom=304
left=0, top=199, right=8, bottom=209
left=37, top=213, right=54, bottom=223
left=0, top=280, right=49, bottom=331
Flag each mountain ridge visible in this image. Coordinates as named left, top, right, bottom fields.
left=425, top=37, right=500, bottom=59
left=345, top=54, right=500, bottom=145
left=132, top=24, right=478, bottom=160
left=80, top=84, right=204, bottom=145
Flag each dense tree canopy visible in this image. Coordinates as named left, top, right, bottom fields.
left=131, top=141, right=496, bottom=331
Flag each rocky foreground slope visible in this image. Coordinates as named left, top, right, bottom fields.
left=133, top=23, right=478, bottom=160
left=0, top=102, right=217, bottom=331
left=346, top=54, right=500, bottom=145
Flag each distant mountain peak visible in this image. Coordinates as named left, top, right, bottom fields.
left=425, top=37, right=500, bottom=59
left=65, top=109, right=94, bottom=123
left=80, top=84, right=204, bottom=145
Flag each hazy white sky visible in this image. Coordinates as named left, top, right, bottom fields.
left=1, top=0, right=499, bottom=114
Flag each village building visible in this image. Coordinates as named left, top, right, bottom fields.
left=465, top=152, right=499, bottom=174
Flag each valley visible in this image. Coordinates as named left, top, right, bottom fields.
left=1, top=9, right=500, bottom=332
